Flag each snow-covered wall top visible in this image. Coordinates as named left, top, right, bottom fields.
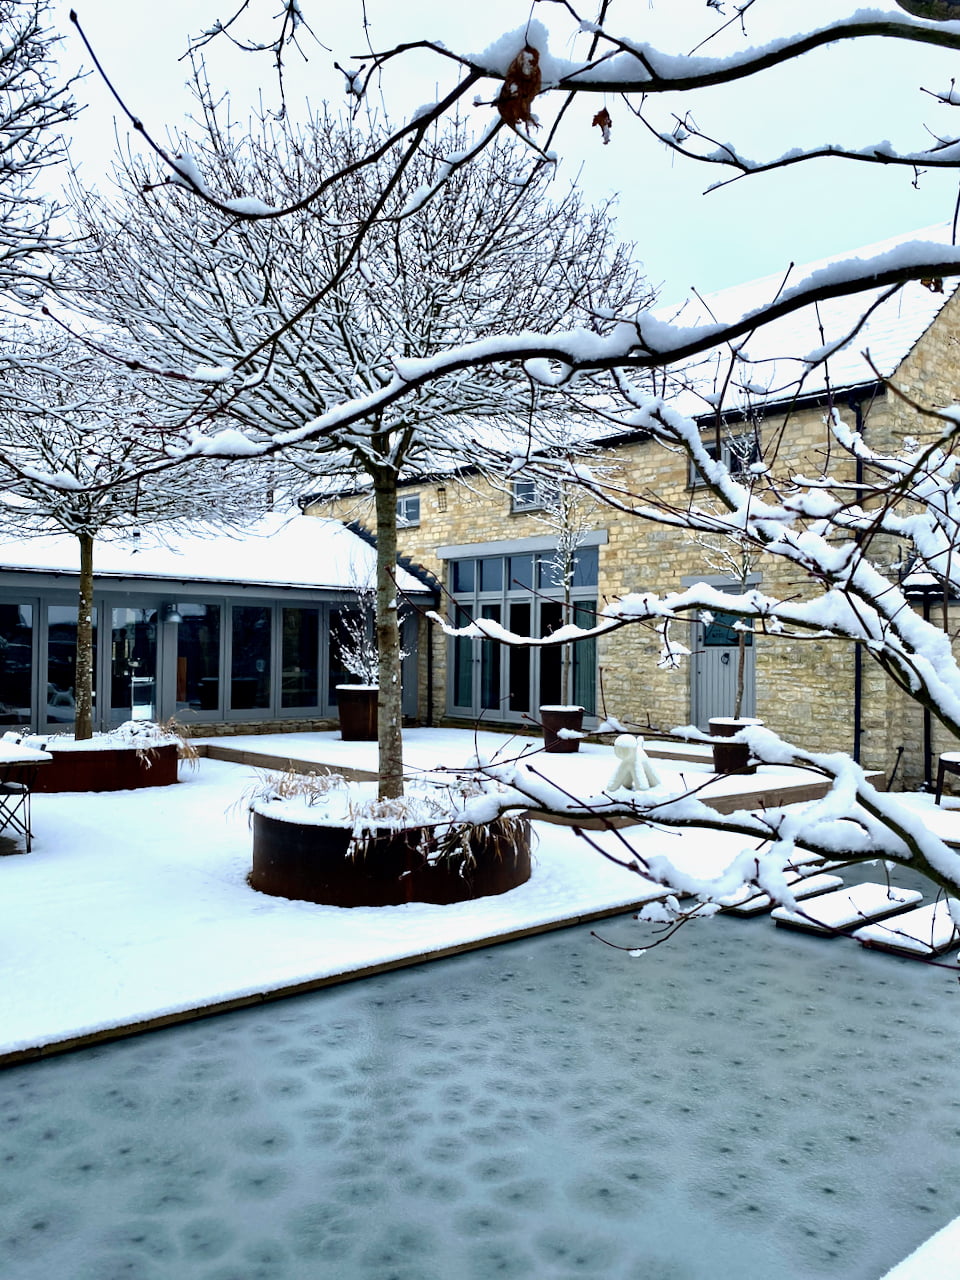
left=0, top=513, right=434, bottom=595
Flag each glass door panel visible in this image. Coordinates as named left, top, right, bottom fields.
left=0, top=604, right=33, bottom=724
left=538, top=600, right=563, bottom=708
left=451, top=604, right=474, bottom=710
left=110, top=607, right=158, bottom=724
left=572, top=600, right=597, bottom=713
left=231, top=606, right=271, bottom=710
left=176, top=603, right=221, bottom=715
left=282, top=608, right=319, bottom=708
left=507, top=601, right=531, bottom=714
left=46, top=604, right=96, bottom=729
left=479, top=604, right=501, bottom=711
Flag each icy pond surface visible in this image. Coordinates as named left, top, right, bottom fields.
left=2, top=909, right=960, bottom=1280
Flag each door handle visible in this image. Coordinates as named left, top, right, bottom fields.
left=720, top=652, right=730, bottom=665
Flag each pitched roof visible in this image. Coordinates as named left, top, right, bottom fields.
left=0, top=513, right=436, bottom=595
left=657, top=223, right=957, bottom=415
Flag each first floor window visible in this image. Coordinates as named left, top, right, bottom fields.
left=397, top=493, right=421, bottom=527
left=511, top=478, right=557, bottom=512
left=689, top=431, right=762, bottom=487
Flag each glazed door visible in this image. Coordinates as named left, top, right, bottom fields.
left=110, top=606, right=158, bottom=724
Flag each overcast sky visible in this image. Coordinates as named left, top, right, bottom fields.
left=53, top=0, right=960, bottom=305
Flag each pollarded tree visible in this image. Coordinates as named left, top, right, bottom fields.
left=0, top=326, right=272, bottom=738
left=61, top=106, right=649, bottom=794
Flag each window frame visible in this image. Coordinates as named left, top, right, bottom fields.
left=396, top=493, right=421, bottom=528
left=688, top=432, right=762, bottom=488
left=511, top=478, right=556, bottom=513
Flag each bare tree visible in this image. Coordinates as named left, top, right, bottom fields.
left=0, top=328, right=271, bottom=738
left=60, top=106, right=647, bottom=794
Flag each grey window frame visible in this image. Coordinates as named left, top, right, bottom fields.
left=396, top=493, right=421, bottom=527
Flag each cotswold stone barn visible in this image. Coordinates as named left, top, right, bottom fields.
left=312, top=226, right=960, bottom=789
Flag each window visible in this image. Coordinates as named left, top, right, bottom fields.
left=511, top=478, right=557, bottom=512
left=689, top=433, right=762, bottom=487
left=397, top=493, right=420, bottom=527
left=47, top=604, right=96, bottom=729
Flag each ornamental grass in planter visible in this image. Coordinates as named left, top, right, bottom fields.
left=248, top=770, right=532, bottom=907
left=5, top=720, right=192, bottom=792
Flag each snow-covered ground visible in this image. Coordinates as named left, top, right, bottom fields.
left=1, top=736, right=709, bottom=1060
left=4, top=727, right=957, bottom=1060
left=3, top=728, right=959, bottom=1277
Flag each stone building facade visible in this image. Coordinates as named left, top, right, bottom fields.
left=311, top=267, right=960, bottom=790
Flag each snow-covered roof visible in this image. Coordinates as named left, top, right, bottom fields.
left=0, top=513, right=435, bottom=595
left=658, top=222, right=957, bottom=415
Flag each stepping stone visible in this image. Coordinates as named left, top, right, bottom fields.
left=854, top=900, right=960, bottom=957
left=771, top=882, right=922, bottom=934
left=721, top=873, right=844, bottom=917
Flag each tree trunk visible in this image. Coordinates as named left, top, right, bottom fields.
left=373, top=472, right=404, bottom=799
left=75, top=530, right=95, bottom=741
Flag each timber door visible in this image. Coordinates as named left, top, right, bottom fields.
left=691, top=607, right=755, bottom=730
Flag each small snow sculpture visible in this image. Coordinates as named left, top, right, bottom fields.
left=607, top=734, right=661, bottom=792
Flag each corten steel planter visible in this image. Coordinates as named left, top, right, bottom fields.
left=709, top=718, right=762, bottom=776
left=336, top=685, right=378, bottom=742
left=250, top=813, right=532, bottom=907
left=30, top=743, right=180, bottom=793
left=539, top=705, right=585, bottom=754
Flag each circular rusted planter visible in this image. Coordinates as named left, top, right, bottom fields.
left=709, top=718, right=762, bottom=775
left=31, top=743, right=180, bottom=793
left=540, top=705, right=585, bottom=754
left=336, top=685, right=378, bottom=741
left=250, top=813, right=532, bottom=907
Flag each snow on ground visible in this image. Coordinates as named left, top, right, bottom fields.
left=0, top=728, right=837, bottom=1059
left=4, top=728, right=960, bottom=1275
left=0, top=751, right=677, bottom=1058
left=196, top=725, right=812, bottom=799
left=6, top=727, right=958, bottom=1062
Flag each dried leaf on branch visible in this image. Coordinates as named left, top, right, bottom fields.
left=496, top=45, right=541, bottom=129
left=592, top=108, right=613, bottom=145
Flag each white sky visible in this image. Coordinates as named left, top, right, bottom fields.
left=52, top=0, right=960, bottom=303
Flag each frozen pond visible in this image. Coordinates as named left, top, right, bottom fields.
left=1, top=904, right=959, bottom=1279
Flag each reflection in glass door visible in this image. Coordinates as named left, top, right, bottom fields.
left=110, top=607, right=158, bottom=723
left=0, top=604, right=33, bottom=724
left=231, top=606, right=271, bottom=710
left=46, top=604, right=97, bottom=730
left=176, top=603, right=221, bottom=715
